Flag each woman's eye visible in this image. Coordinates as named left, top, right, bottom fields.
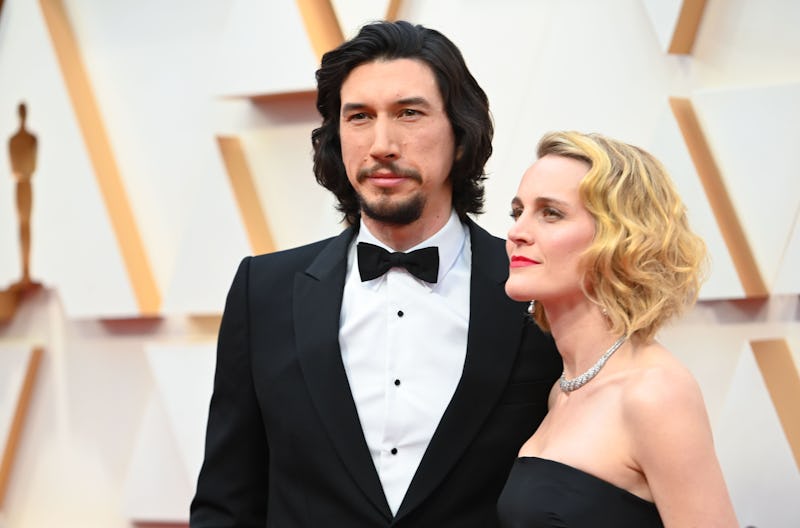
left=541, top=207, right=563, bottom=219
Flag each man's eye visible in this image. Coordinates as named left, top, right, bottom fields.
left=348, top=112, right=368, bottom=121
left=509, top=208, right=522, bottom=220
left=400, top=109, right=420, bottom=117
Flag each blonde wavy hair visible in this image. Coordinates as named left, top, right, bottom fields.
left=529, top=131, right=707, bottom=342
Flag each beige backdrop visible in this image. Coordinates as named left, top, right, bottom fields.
left=0, top=0, right=798, bottom=527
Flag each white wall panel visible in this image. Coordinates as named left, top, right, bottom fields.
left=648, top=106, right=744, bottom=299
left=773, top=210, right=800, bottom=295
left=122, top=394, right=193, bottom=523
left=692, top=83, right=800, bottom=292
left=65, top=0, right=247, bottom=304
left=332, top=0, right=395, bottom=39
left=242, top=123, right=343, bottom=250
left=214, top=0, right=318, bottom=97
left=123, top=343, right=215, bottom=523
left=692, top=0, right=800, bottom=88
left=0, top=345, right=32, bottom=479
left=641, top=0, right=684, bottom=52
left=715, top=343, right=800, bottom=527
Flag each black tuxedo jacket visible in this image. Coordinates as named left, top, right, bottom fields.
left=191, top=219, right=561, bottom=527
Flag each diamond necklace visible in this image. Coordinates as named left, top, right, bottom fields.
left=559, top=336, right=627, bottom=392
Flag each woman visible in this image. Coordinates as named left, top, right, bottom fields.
left=498, top=131, right=737, bottom=527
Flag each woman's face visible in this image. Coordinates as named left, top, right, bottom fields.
left=505, top=154, right=596, bottom=305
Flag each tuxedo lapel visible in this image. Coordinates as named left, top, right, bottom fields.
left=395, top=221, right=525, bottom=521
left=293, top=226, right=392, bottom=520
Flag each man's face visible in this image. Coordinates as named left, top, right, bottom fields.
left=339, top=58, right=456, bottom=227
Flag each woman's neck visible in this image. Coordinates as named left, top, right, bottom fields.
left=546, top=300, right=620, bottom=380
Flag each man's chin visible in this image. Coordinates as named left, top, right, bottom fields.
left=359, top=197, right=425, bottom=226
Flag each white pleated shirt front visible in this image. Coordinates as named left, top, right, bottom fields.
left=339, top=210, right=471, bottom=514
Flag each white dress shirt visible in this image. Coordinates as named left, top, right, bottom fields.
left=339, top=209, right=471, bottom=514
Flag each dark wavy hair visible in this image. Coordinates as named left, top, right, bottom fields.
left=312, top=20, right=493, bottom=226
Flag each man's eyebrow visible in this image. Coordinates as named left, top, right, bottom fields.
left=341, top=102, right=368, bottom=114
left=396, top=96, right=431, bottom=107
left=341, top=97, right=434, bottom=116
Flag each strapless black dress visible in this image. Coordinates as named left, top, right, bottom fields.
left=497, top=457, right=664, bottom=528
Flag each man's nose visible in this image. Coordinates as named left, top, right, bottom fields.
left=369, top=117, right=399, bottom=160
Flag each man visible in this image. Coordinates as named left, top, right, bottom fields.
left=191, top=20, right=561, bottom=528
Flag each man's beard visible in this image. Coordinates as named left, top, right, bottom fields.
left=356, top=163, right=426, bottom=225
left=358, top=192, right=426, bottom=225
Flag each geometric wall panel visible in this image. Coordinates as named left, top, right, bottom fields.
left=642, top=0, right=685, bottom=52
left=122, top=393, right=192, bottom=523
left=158, top=163, right=251, bottom=315
left=217, top=136, right=276, bottom=256
left=715, top=343, right=800, bottom=527
left=330, top=0, right=400, bottom=39
left=215, top=0, right=402, bottom=99
left=238, top=125, right=343, bottom=251
left=692, top=83, right=800, bottom=295
left=649, top=105, right=744, bottom=299
left=214, top=0, right=318, bottom=98
left=54, top=0, right=258, bottom=318
left=669, top=96, right=766, bottom=298
left=752, top=339, right=800, bottom=470
left=122, top=343, right=215, bottom=523
left=146, top=343, right=216, bottom=488
left=773, top=209, right=800, bottom=295
left=296, top=0, right=343, bottom=60
left=0, top=346, right=41, bottom=508
left=642, top=0, right=707, bottom=54
left=40, top=0, right=161, bottom=316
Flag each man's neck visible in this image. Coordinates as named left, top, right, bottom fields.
left=361, top=209, right=454, bottom=252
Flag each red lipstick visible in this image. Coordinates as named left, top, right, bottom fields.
left=510, top=255, right=540, bottom=268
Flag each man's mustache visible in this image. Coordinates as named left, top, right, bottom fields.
left=357, top=163, right=422, bottom=184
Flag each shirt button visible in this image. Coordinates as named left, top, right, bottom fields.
left=397, top=310, right=404, bottom=317
left=390, top=448, right=398, bottom=455
left=394, top=379, right=401, bottom=386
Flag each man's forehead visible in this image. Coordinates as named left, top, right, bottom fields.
left=339, top=58, right=442, bottom=103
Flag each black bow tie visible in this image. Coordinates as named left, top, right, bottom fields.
left=357, top=242, right=439, bottom=283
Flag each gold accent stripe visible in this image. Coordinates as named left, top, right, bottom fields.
left=0, top=290, right=17, bottom=323
left=295, top=0, right=344, bottom=62
left=752, top=339, right=800, bottom=471
left=248, top=89, right=317, bottom=105
left=39, top=0, right=161, bottom=315
left=189, top=315, right=223, bottom=336
left=0, top=347, right=43, bottom=507
left=385, top=0, right=403, bottom=21
left=669, top=0, right=708, bottom=54
left=217, top=136, right=276, bottom=256
left=669, top=97, right=768, bottom=297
